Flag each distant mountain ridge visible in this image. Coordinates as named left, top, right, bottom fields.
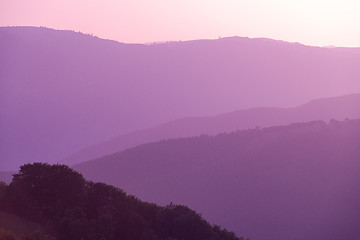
left=63, top=93, right=360, bottom=165
left=74, top=119, right=360, bottom=240
left=1, top=26, right=360, bottom=170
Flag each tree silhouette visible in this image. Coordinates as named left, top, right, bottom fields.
left=1, top=163, right=245, bottom=240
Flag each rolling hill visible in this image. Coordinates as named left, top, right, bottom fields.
left=74, top=119, right=360, bottom=240
left=63, top=93, right=360, bottom=165
left=2, top=26, right=360, bottom=170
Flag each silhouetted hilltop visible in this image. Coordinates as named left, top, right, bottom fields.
left=1, top=26, right=360, bottom=170
left=74, top=119, right=360, bottom=240
left=0, top=163, right=245, bottom=240
left=63, top=93, right=360, bottom=165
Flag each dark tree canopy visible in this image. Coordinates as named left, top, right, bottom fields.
left=0, top=163, right=246, bottom=240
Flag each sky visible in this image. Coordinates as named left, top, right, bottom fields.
left=1, top=0, right=360, bottom=47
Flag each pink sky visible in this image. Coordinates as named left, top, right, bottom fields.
left=1, top=0, right=360, bottom=46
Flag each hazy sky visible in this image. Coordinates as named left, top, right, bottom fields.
left=1, top=0, right=360, bottom=46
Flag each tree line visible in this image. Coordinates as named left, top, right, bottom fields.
left=0, top=163, right=246, bottom=240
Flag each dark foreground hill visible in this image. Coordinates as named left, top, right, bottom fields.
left=63, top=93, right=360, bottom=165
left=0, top=163, right=245, bottom=240
left=74, top=119, right=360, bottom=240
left=2, top=26, right=360, bottom=170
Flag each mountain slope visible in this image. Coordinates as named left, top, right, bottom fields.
left=2, top=26, right=360, bottom=170
left=63, top=93, right=360, bottom=165
left=74, top=119, right=360, bottom=240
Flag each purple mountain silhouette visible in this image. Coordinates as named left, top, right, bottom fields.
left=63, top=93, right=360, bottom=165
left=74, top=119, right=360, bottom=240
left=1, top=26, right=360, bottom=170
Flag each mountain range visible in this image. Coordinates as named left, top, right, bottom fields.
left=63, top=93, right=360, bottom=165
left=74, top=119, right=360, bottom=240
left=1, top=26, right=360, bottom=170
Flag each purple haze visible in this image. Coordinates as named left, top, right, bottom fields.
left=1, top=26, right=360, bottom=171
left=74, top=119, right=360, bottom=240
left=62, top=93, right=360, bottom=165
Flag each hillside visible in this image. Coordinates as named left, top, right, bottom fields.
left=74, top=119, right=360, bottom=240
left=63, top=93, right=360, bottom=165
left=2, top=26, right=360, bottom=170
left=0, top=163, right=245, bottom=240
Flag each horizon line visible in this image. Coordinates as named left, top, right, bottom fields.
left=2, top=25, right=360, bottom=49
